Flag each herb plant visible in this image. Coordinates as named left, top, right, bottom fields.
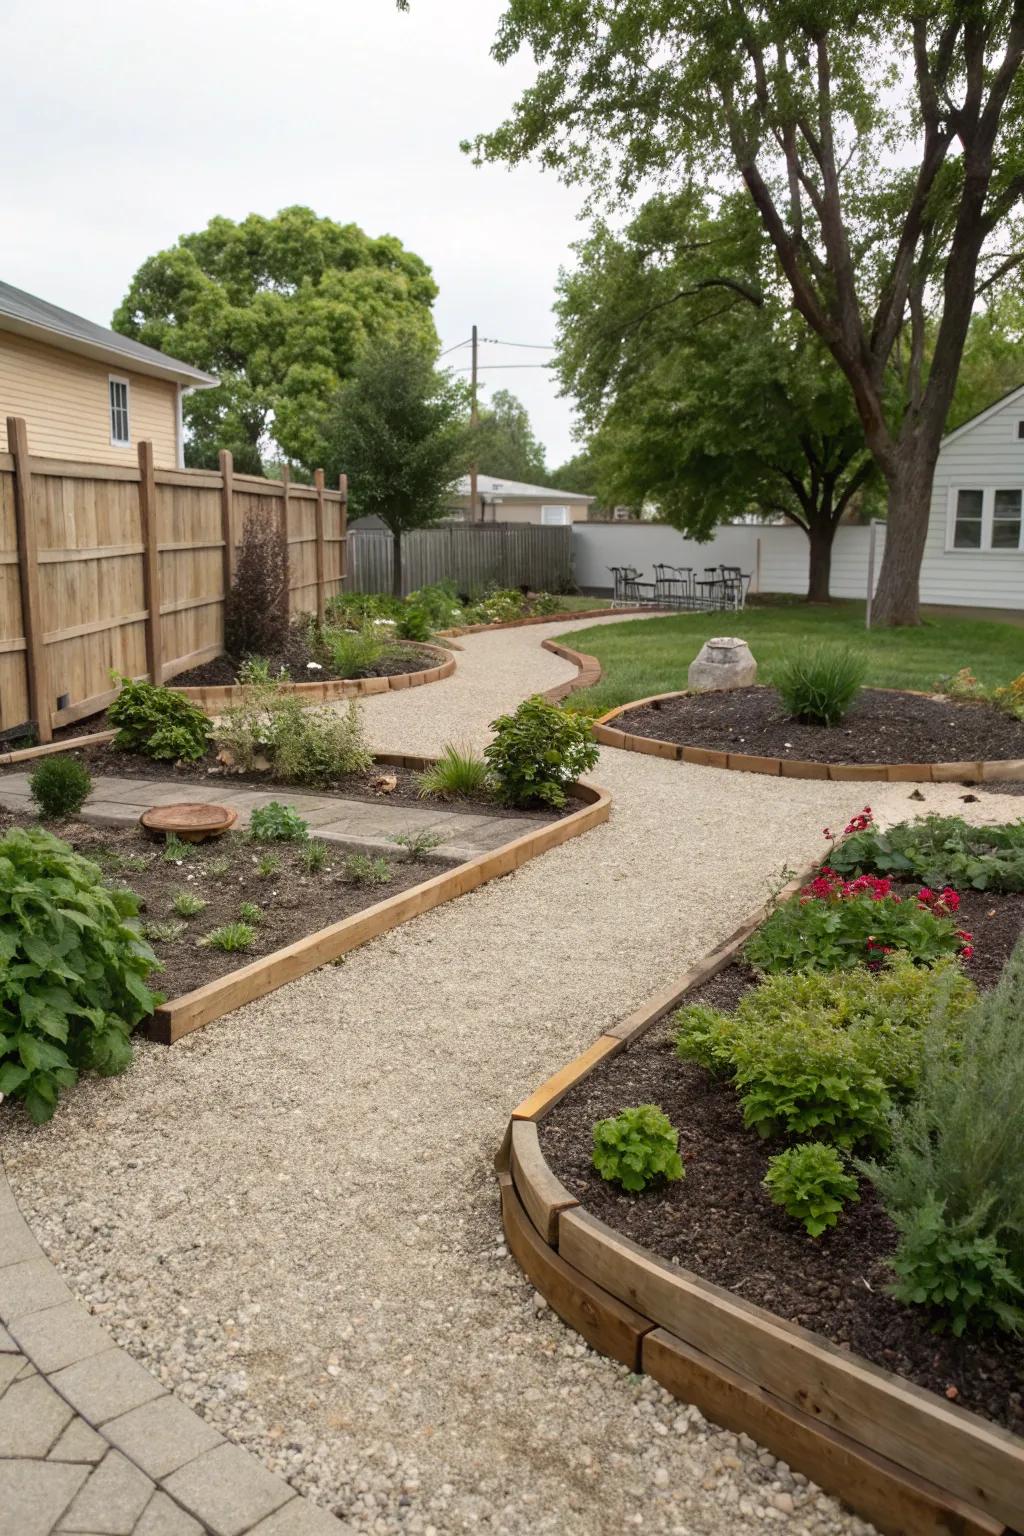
left=389, top=830, right=446, bottom=860
left=108, top=676, right=211, bottom=762
left=29, top=756, right=92, bottom=819
left=484, top=695, right=599, bottom=808
left=256, top=853, right=281, bottom=878
left=887, top=1199, right=1024, bottom=1336
left=238, top=901, right=264, bottom=925
left=249, top=802, right=309, bottom=842
left=592, top=1105, right=685, bottom=1192
left=344, top=853, right=393, bottom=885
left=142, top=919, right=186, bottom=943
left=163, top=834, right=199, bottom=863
left=763, top=1143, right=859, bottom=1236
left=774, top=645, right=867, bottom=726
left=271, top=699, right=373, bottom=785
left=298, top=840, right=328, bottom=873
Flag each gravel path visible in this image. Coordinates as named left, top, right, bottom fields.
left=4, top=616, right=1016, bottom=1536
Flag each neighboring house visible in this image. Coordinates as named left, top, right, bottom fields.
left=446, top=473, right=595, bottom=524
left=0, top=280, right=218, bottom=467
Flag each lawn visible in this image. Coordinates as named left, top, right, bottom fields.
left=563, top=598, right=1024, bottom=714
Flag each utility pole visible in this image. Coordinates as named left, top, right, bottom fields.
left=469, top=323, right=479, bottom=522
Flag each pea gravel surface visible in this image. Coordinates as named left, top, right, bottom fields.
left=4, top=615, right=1017, bottom=1536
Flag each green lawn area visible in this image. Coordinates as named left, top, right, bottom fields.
left=562, top=599, right=1024, bottom=715
left=549, top=594, right=613, bottom=612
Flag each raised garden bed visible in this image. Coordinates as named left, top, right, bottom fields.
left=596, top=686, right=1024, bottom=782
left=497, top=850, right=1024, bottom=1535
left=171, top=641, right=454, bottom=710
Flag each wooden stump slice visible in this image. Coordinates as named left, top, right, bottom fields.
left=139, top=803, right=238, bottom=842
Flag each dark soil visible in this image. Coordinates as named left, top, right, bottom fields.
left=616, top=686, right=1024, bottom=765
left=541, top=888, right=1024, bottom=1432
left=170, top=634, right=437, bottom=688
left=0, top=806, right=454, bottom=999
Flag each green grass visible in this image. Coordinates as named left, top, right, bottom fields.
left=548, top=594, right=613, bottom=612
left=563, top=599, right=1024, bottom=715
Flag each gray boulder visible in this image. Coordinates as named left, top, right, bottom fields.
left=687, top=636, right=757, bottom=692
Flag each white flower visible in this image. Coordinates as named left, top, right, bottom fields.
left=306, top=661, right=323, bottom=672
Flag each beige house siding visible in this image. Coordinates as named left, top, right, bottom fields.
left=448, top=495, right=590, bottom=525
left=0, top=330, right=180, bottom=466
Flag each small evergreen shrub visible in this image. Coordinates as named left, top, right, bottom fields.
left=199, top=922, right=255, bottom=952
left=830, top=813, right=1024, bottom=893
left=224, top=514, right=288, bottom=659
left=417, top=743, right=491, bottom=800
left=29, top=756, right=92, bottom=819
left=271, top=700, right=373, bottom=786
left=763, top=1142, right=859, bottom=1236
left=108, top=676, right=211, bottom=763
left=395, top=606, right=433, bottom=642
left=249, top=802, right=309, bottom=842
left=774, top=645, right=867, bottom=726
left=0, top=827, right=161, bottom=1123
left=886, top=1199, right=1024, bottom=1336
left=592, top=1105, right=685, bottom=1192
left=484, top=695, right=599, bottom=808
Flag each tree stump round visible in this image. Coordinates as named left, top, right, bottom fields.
left=139, top=803, right=238, bottom=843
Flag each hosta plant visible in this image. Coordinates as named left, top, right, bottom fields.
left=763, top=1142, right=860, bottom=1236
left=0, top=827, right=161, bottom=1123
left=592, top=1105, right=685, bottom=1192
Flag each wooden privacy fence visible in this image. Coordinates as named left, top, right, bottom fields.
left=0, top=417, right=347, bottom=742
left=346, top=522, right=573, bottom=597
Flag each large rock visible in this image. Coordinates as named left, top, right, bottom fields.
left=687, top=636, right=757, bottom=692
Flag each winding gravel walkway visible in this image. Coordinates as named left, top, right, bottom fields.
left=4, top=617, right=1016, bottom=1536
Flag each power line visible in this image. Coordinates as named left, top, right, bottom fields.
left=450, top=362, right=555, bottom=372
left=478, top=337, right=555, bottom=349
left=439, top=337, right=472, bottom=356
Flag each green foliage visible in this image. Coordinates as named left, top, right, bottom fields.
left=737, top=1038, right=891, bottom=1149
left=29, top=757, right=92, bottom=819
left=394, top=605, right=433, bottom=642
left=472, top=388, right=548, bottom=482
left=271, top=699, right=373, bottom=786
left=344, top=853, right=393, bottom=885
left=143, top=919, right=186, bottom=943
left=389, top=830, right=447, bottom=860
left=224, top=516, right=289, bottom=660
left=199, top=922, right=255, bottom=953
left=887, top=1198, right=1024, bottom=1337
left=113, top=206, right=437, bottom=471
left=171, top=890, right=207, bottom=918
left=256, top=853, right=281, bottom=878
left=416, top=743, right=491, bottom=800
left=162, top=834, right=199, bottom=863
left=744, top=888, right=965, bottom=974
left=0, top=827, right=161, bottom=1124
left=297, top=840, right=329, bottom=873
left=238, top=902, right=264, bottom=925
left=763, top=1143, right=860, bottom=1237
left=249, top=801, right=309, bottom=842
left=484, top=695, right=599, bottom=808
left=105, top=851, right=151, bottom=874
left=831, top=814, right=1024, bottom=893
left=108, top=676, right=211, bottom=763
left=774, top=645, right=867, bottom=726
left=207, top=855, right=230, bottom=878
left=592, top=1105, right=685, bottom=1192
left=319, top=622, right=389, bottom=678
left=462, top=587, right=527, bottom=625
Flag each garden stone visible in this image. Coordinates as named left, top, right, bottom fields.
left=687, top=636, right=757, bottom=692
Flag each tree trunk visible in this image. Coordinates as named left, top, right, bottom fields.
left=391, top=528, right=403, bottom=598
left=805, top=518, right=835, bottom=603
left=870, top=454, right=936, bottom=626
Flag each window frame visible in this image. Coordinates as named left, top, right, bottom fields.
left=108, top=375, right=131, bottom=448
left=540, top=504, right=571, bottom=526
left=945, top=485, right=1024, bottom=554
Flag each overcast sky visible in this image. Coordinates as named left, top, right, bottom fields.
left=1, top=0, right=588, bottom=467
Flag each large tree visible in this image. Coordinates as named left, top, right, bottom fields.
left=319, top=336, right=467, bottom=596
left=472, top=388, right=549, bottom=482
left=949, top=289, right=1024, bottom=428
left=113, top=206, right=438, bottom=474
left=556, top=193, right=878, bottom=600
left=467, top=2, right=1024, bottom=626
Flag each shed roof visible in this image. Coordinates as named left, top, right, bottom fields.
left=452, top=472, right=594, bottom=503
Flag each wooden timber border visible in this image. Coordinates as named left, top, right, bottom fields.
left=593, top=689, right=1024, bottom=783
left=497, top=871, right=1024, bottom=1536
left=169, top=643, right=456, bottom=712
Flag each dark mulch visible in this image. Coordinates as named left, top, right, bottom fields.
left=0, top=807, right=454, bottom=999
left=540, top=887, right=1024, bottom=1433
left=615, top=686, right=1024, bottom=765
left=171, top=635, right=437, bottom=688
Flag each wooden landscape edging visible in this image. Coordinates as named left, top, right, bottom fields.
left=169, top=643, right=456, bottom=713
left=593, top=689, right=1024, bottom=783
left=497, top=868, right=1024, bottom=1536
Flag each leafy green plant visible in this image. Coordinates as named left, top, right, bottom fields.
left=238, top=901, right=264, bottom=925
left=29, top=756, right=92, bottom=819
left=271, top=699, right=373, bottom=786
left=319, top=622, right=389, bottom=678
left=108, top=675, right=211, bottom=762
left=737, top=1035, right=891, bottom=1149
left=993, top=671, right=1024, bottom=720
left=216, top=673, right=283, bottom=770
left=162, top=834, right=199, bottom=863
left=887, top=1198, right=1024, bottom=1336
left=199, top=922, right=255, bottom=952
left=389, top=830, right=446, bottom=860
left=484, top=695, right=599, bottom=808
left=298, top=840, right=329, bottom=873
left=256, top=853, right=281, bottom=878
left=142, top=919, right=186, bottom=943
left=763, top=1142, right=860, bottom=1236
left=417, top=743, right=491, bottom=801
left=830, top=813, right=1024, bottom=893
left=0, top=827, right=161, bottom=1123
left=171, top=890, right=208, bottom=918
left=394, top=605, right=433, bottom=642
left=592, top=1105, right=685, bottom=1192
left=774, top=645, right=867, bottom=726
left=344, top=853, right=393, bottom=885
left=249, top=802, right=309, bottom=842
left=744, top=876, right=968, bottom=973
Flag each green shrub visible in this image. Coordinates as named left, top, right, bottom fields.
left=0, top=827, right=161, bottom=1123
left=395, top=606, right=433, bottom=642
left=298, top=840, right=329, bottom=873
left=171, top=890, right=207, bottom=918
left=744, top=878, right=967, bottom=973
left=108, top=675, right=211, bottom=762
left=592, top=1105, right=685, bottom=1192
left=216, top=674, right=282, bottom=770
left=830, top=813, right=1024, bottom=893
left=249, top=802, right=309, bottom=842
left=763, top=1143, right=860, bottom=1236
left=887, top=1198, right=1024, bottom=1336
left=774, top=645, right=867, bottom=726
left=344, top=853, right=393, bottom=885
left=484, top=695, right=600, bottom=808
left=199, top=922, right=255, bottom=952
left=320, top=622, right=390, bottom=678
left=736, top=1034, right=891, bottom=1148
left=224, top=514, right=288, bottom=659
left=389, top=830, right=446, bottom=860
left=417, top=743, right=491, bottom=801
left=271, top=699, right=373, bottom=786
left=29, top=756, right=92, bottom=819
left=325, top=590, right=403, bottom=626
left=531, top=591, right=561, bottom=615
left=405, top=581, right=464, bottom=628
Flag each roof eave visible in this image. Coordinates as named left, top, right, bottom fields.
left=0, top=312, right=219, bottom=389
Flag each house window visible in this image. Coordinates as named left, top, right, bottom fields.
left=952, top=488, right=983, bottom=548
left=1016, top=421, right=1024, bottom=440
left=108, top=377, right=130, bottom=446
left=993, top=488, right=1023, bottom=548
left=540, top=504, right=570, bottom=525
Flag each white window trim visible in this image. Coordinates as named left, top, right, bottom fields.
left=540, top=504, right=571, bottom=525
left=945, top=485, right=1024, bottom=553
left=108, top=374, right=131, bottom=448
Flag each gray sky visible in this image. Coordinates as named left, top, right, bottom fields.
left=1, top=0, right=587, bottom=466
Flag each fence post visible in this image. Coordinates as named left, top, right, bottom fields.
left=137, top=440, right=163, bottom=685
left=313, top=468, right=326, bottom=624
left=218, top=448, right=235, bottom=607
left=280, top=463, right=291, bottom=609
left=7, top=416, right=51, bottom=741
left=338, top=473, right=348, bottom=588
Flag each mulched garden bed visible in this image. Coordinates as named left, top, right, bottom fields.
left=614, top=686, right=1024, bottom=764
left=171, top=634, right=438, bottom=687
left=0, top=805, right=455, bottom=999
left=540, top=882, right=1024, bottom=1433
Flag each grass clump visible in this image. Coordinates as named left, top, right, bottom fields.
left=298, top=840, right=329, bottom=873
left=344, top=853, right=393, bottom=886
left=319, top=622, right=390, bottom=678
left=199, top=922, right=255, bottom=953
left=171, top=890, right=208, bottom=918
left=256, top=853, right=282, bottom=878
left=29, top=756, right=92, bottom=819
left=239, top=901, right=265, bottom=925
left=417, top=743, right=491, bottom=801
left=774, top=644, right=867, bottom=726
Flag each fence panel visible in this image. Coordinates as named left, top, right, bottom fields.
left=346, top=523, right=573, bottom=597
